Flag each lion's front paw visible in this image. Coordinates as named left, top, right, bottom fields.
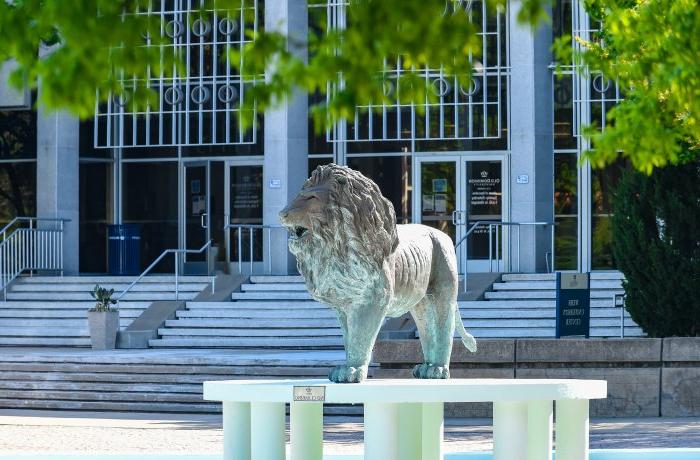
left=412, top=363, right=450, bottom=379
left=328, top=365, right=367, bottom=383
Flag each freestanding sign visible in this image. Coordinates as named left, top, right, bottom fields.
left=556, top=272, right=591, bottom=338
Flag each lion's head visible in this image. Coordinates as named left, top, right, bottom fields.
left=279, top=164, right=399, bottom=299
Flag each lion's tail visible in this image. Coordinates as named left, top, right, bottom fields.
left=455, top=314, right=477, bottom=353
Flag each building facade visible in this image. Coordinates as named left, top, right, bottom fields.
left=0, top=0, right=623, bottom=276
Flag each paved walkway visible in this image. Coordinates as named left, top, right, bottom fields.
left=0, top=410, right=698, bottom=454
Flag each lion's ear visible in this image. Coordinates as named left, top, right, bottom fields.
left=334, top=174, right=347, bottom=185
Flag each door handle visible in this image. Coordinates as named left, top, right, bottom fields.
left=200, top=212, right=208, bottom=229
left=451, top=211, right=458, bottom=225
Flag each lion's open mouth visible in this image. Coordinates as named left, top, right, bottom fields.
left=289, top=225, right=309, bottom=240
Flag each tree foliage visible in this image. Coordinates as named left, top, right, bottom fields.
left=560, top=0, right=700, bottom=173
left=0, top=0, right=548, bottom=124
left=611, top=160, right=700, bottom=337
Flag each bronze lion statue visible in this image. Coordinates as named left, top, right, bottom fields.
left=280, top=164, right=477, bottom=383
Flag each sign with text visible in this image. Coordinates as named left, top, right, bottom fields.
left=556, top=272, right=590, bottom=338
left=293, top=386, right=326, bottom=402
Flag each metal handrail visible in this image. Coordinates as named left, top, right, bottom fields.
left=0, top=217, right=70, bottom=299
left=1, top=217, right=71, bottom=240
left=456, top=221, right=555, bottom=293
left=115, top=240, right=214, bottom=303
left=224, top=224, right=286, bottom=275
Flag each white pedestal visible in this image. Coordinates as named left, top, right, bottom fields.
left=204, top=378, right=606, bottom=460
left=290, top=402, right=323, bottom=460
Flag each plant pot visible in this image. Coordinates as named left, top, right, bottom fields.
left=87, top=310, right=120, bottom=350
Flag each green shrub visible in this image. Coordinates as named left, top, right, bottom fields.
left=611, top=161, right=699, bottom=337
left=89, top=284, right=118, bottom=312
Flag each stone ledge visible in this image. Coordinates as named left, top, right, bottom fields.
left=373, top=339, right=514, bottom=364
left=516, top=338, right=662, bottom=363
left=662, top=337, right=700, bottom=363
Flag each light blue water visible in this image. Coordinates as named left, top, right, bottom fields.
left=1, top=451, right=699, bottom=460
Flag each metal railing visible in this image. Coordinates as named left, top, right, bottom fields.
left=0, top=217, right=70, bottom=298
left=115, top=240, right=214, bottom=303
left=224, top=224, right=286, bottom=275
left=455, top=221, right=555, bottom=292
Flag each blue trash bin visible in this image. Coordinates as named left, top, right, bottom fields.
left=108, top=224, right=141, bottom=275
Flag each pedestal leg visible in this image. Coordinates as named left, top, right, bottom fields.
left=364, top=402, right=400, bottom=460
left=397, top=403, right=443, bottom=460
left=398, top=404, right=421, bottom=460
left=555, top=399, right=589, bottom=460
left=527, top=400, right=553, bottom=460
left=420, top=402, right=444, bottom=460
left=493, top=401, right=528, bottom=460
left=290, top=402, right=323, bottom=460
left=223, top=401, right=251, bottom=460
left=250, top=402, right=286, bottom=460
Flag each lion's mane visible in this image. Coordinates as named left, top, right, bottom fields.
left=294, top=164, right=399, bottom=306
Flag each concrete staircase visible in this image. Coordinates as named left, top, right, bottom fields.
left=0, top=348, right=346, bottom=413
left=0, top=276, right=212, bottom=347
left=460, top=272, right=643, bottom=338
left=150, top=272, right=641, bottom=346
left=149, top=276, right=344, bottom=349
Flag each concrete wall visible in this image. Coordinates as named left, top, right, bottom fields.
left=263, top=0, right=308, bottom=275
left=373, top=338, right=700, bottom=418
left=36, top=80, right=80, bottom=274
left=507, top=0, right=554, bottom=272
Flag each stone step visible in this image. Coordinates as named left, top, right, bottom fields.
left=249, top=276, right=305, bottom=284
left=0, top=398, right=220, bottom=413
left=15, top=276, right=212, bottom=284
left=186, top=301, right=326, bottom=310
left=149, top=337, right=344, bottom=348
left=231, top=292, right=313, bottom=301
left=0, top=337, right=91, bottom=346
left=9, top=283, right=208, bottom=293
left=499, top=272, right=624, bottom=281
left=0, top=397, right=362, bottom=415
left=157, top=328, right=342, bottom=337
left=484, top=290, right=621, bottom=300
left=0, top=369, right=330, bottom=382
left=461, top=318, right=640, bottom=328
left=0, top=301, right=151, bottom=309
left=165, top=319, right=340, bottom=328
left=491, top=281, right=622, bottom=291
left=468, top=327, right=643, bottom=338
left=5, top=292, right=198, bottom=301
left=0, top=351, right=344, bottom=366
left=0, top=380, right=202, bottom=393
left=0, top=309, right=142, bottom=319
left=176, top=309, right=338, bottom=319
left=0, top=389, right=206, bottom=403
left=240, top=283, right=308, bottom=292
left=469, top=328, right=553, bottom=338
left=459, top=309, right=634, bottom=319
left=0, top=327, right=88, bottom=337
left=458, top=300, right=616, bottom=308
left=0, top=319, right=135, bottom=328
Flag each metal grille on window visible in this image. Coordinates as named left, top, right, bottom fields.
left=572, top=0, right=622, bottom=137
left=324, top=0, right=508, bottom=143
left=94, top=0, right=258, bottom=148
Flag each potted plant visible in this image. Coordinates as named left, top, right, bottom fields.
left=87, top=285, right=119, bottom=350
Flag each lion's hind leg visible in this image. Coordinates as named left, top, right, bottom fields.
left=411, top=294, right=456, bottom=379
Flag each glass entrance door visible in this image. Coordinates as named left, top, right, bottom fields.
left=225, top=162, right=264, bottom=273
left=183, top=162, right=210, bottom=273
left=415, top=156, right=504, bottom=274
left=462, top=159, right=503, bottom=272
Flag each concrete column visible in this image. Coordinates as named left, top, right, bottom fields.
left=508, top=1, right=554, bottom=273
left=263, top=0, right=308, bottom=275
left=36, top=82, right=79, bottom=274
